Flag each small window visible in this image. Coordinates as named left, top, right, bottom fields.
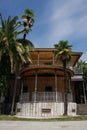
left=45, top=86, right=52, bottom=92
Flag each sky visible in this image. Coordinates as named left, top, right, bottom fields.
left=0, top=0, right=87, bottom=62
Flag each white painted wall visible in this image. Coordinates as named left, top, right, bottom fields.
left=16, top=102, right=77, bottom=118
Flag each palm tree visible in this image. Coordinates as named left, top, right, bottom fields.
left=0, top=9, right=35, bottom=115
left=54, top=40, right=72, bottom=115
left=21, top=8, right=35, bottom=40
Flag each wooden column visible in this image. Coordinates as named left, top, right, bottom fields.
left=20, top=78, right=23, bottom=103
left=83, top=81, right=86, bottom=104
left=53, top=51, right=55, bottom=65
left=38, top=51, right=40, bottom=66
left=55, top=70, right=57, bottom=102
left=68, top=76, right=73, bottom=102
left=69, top=78, right=71, bottom=91
left=34, top=72, right=38, bottom=102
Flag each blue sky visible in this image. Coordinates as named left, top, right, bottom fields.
left=0, top=0, right=87, bottom=61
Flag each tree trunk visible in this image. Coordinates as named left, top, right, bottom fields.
left=63, top=60, right=68, bottom=116
left=11, top=73, right=18, bottom=115
left=23, top=33, right=26, bottom=40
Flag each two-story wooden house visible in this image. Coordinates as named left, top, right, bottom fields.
left=9, top=48, right=86, bottom=117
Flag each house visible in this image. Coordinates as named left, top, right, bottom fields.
left=10, top=48, right=86, bottom=117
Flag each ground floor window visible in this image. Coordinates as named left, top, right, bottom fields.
left=45, top=86, right=52, bottom=92
left=23, top=85, right=28, bottom=93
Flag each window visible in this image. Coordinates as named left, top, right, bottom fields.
left=45, top=86, right=52, bottom=92
left=23, top=85, right=28, bottom=93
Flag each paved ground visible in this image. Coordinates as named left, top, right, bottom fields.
left=0, top=121, right=87, bottom=130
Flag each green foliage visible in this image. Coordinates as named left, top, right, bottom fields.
left=0, top=115, right=87, bottom=121
left=54, top=40, right=72, bottom=63
left=0, top=75, right=8, bottom=96
left=0, top=8, right=35, bottom=100
left=77, top=60, right=87, bottom=80
left=0, top=9, right=35, bottom=73
left=21, top=8, right=35, bottom=18
left=21, top=8, right=35, bottom=23
left=83, top=64, right=87, bottom=78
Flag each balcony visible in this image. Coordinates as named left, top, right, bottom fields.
left=22, top=60, right=83, bottom=73
left=73, top=66, right=83, bottom=74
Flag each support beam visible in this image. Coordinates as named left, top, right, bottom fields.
left=34, top=72, right=38, bottom=102
left=83, top=81, right=86, bottom=104
left=55, top=70, right=57, bottom=102
left=68, top=76, right=73, bottom=102
left=53, top=51, right=55, bottom=65
left=38, top=51, right=40, bottom=66
left=20, top=81, right=23, bottom=103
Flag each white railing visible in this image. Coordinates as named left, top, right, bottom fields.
left=19, top=92, right=29, bottom=102
left=19, top=92, right=73, bottom=103
left=32, top=92, right=62, bottom=102
left=73, top=66, right=83, bottom=74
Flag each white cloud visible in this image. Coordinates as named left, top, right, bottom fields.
left=47, top=0, right=87, bottom=43
left=29, top=0, right=87, bottom=52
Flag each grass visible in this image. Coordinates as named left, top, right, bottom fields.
left=0, top=115, right=87, bottom=121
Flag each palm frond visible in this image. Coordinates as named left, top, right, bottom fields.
left=17, top=38, right=34, bottom=50
left=24, top=8, right=35, bottom=17
left=54, top=40, right=72, bottom=63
